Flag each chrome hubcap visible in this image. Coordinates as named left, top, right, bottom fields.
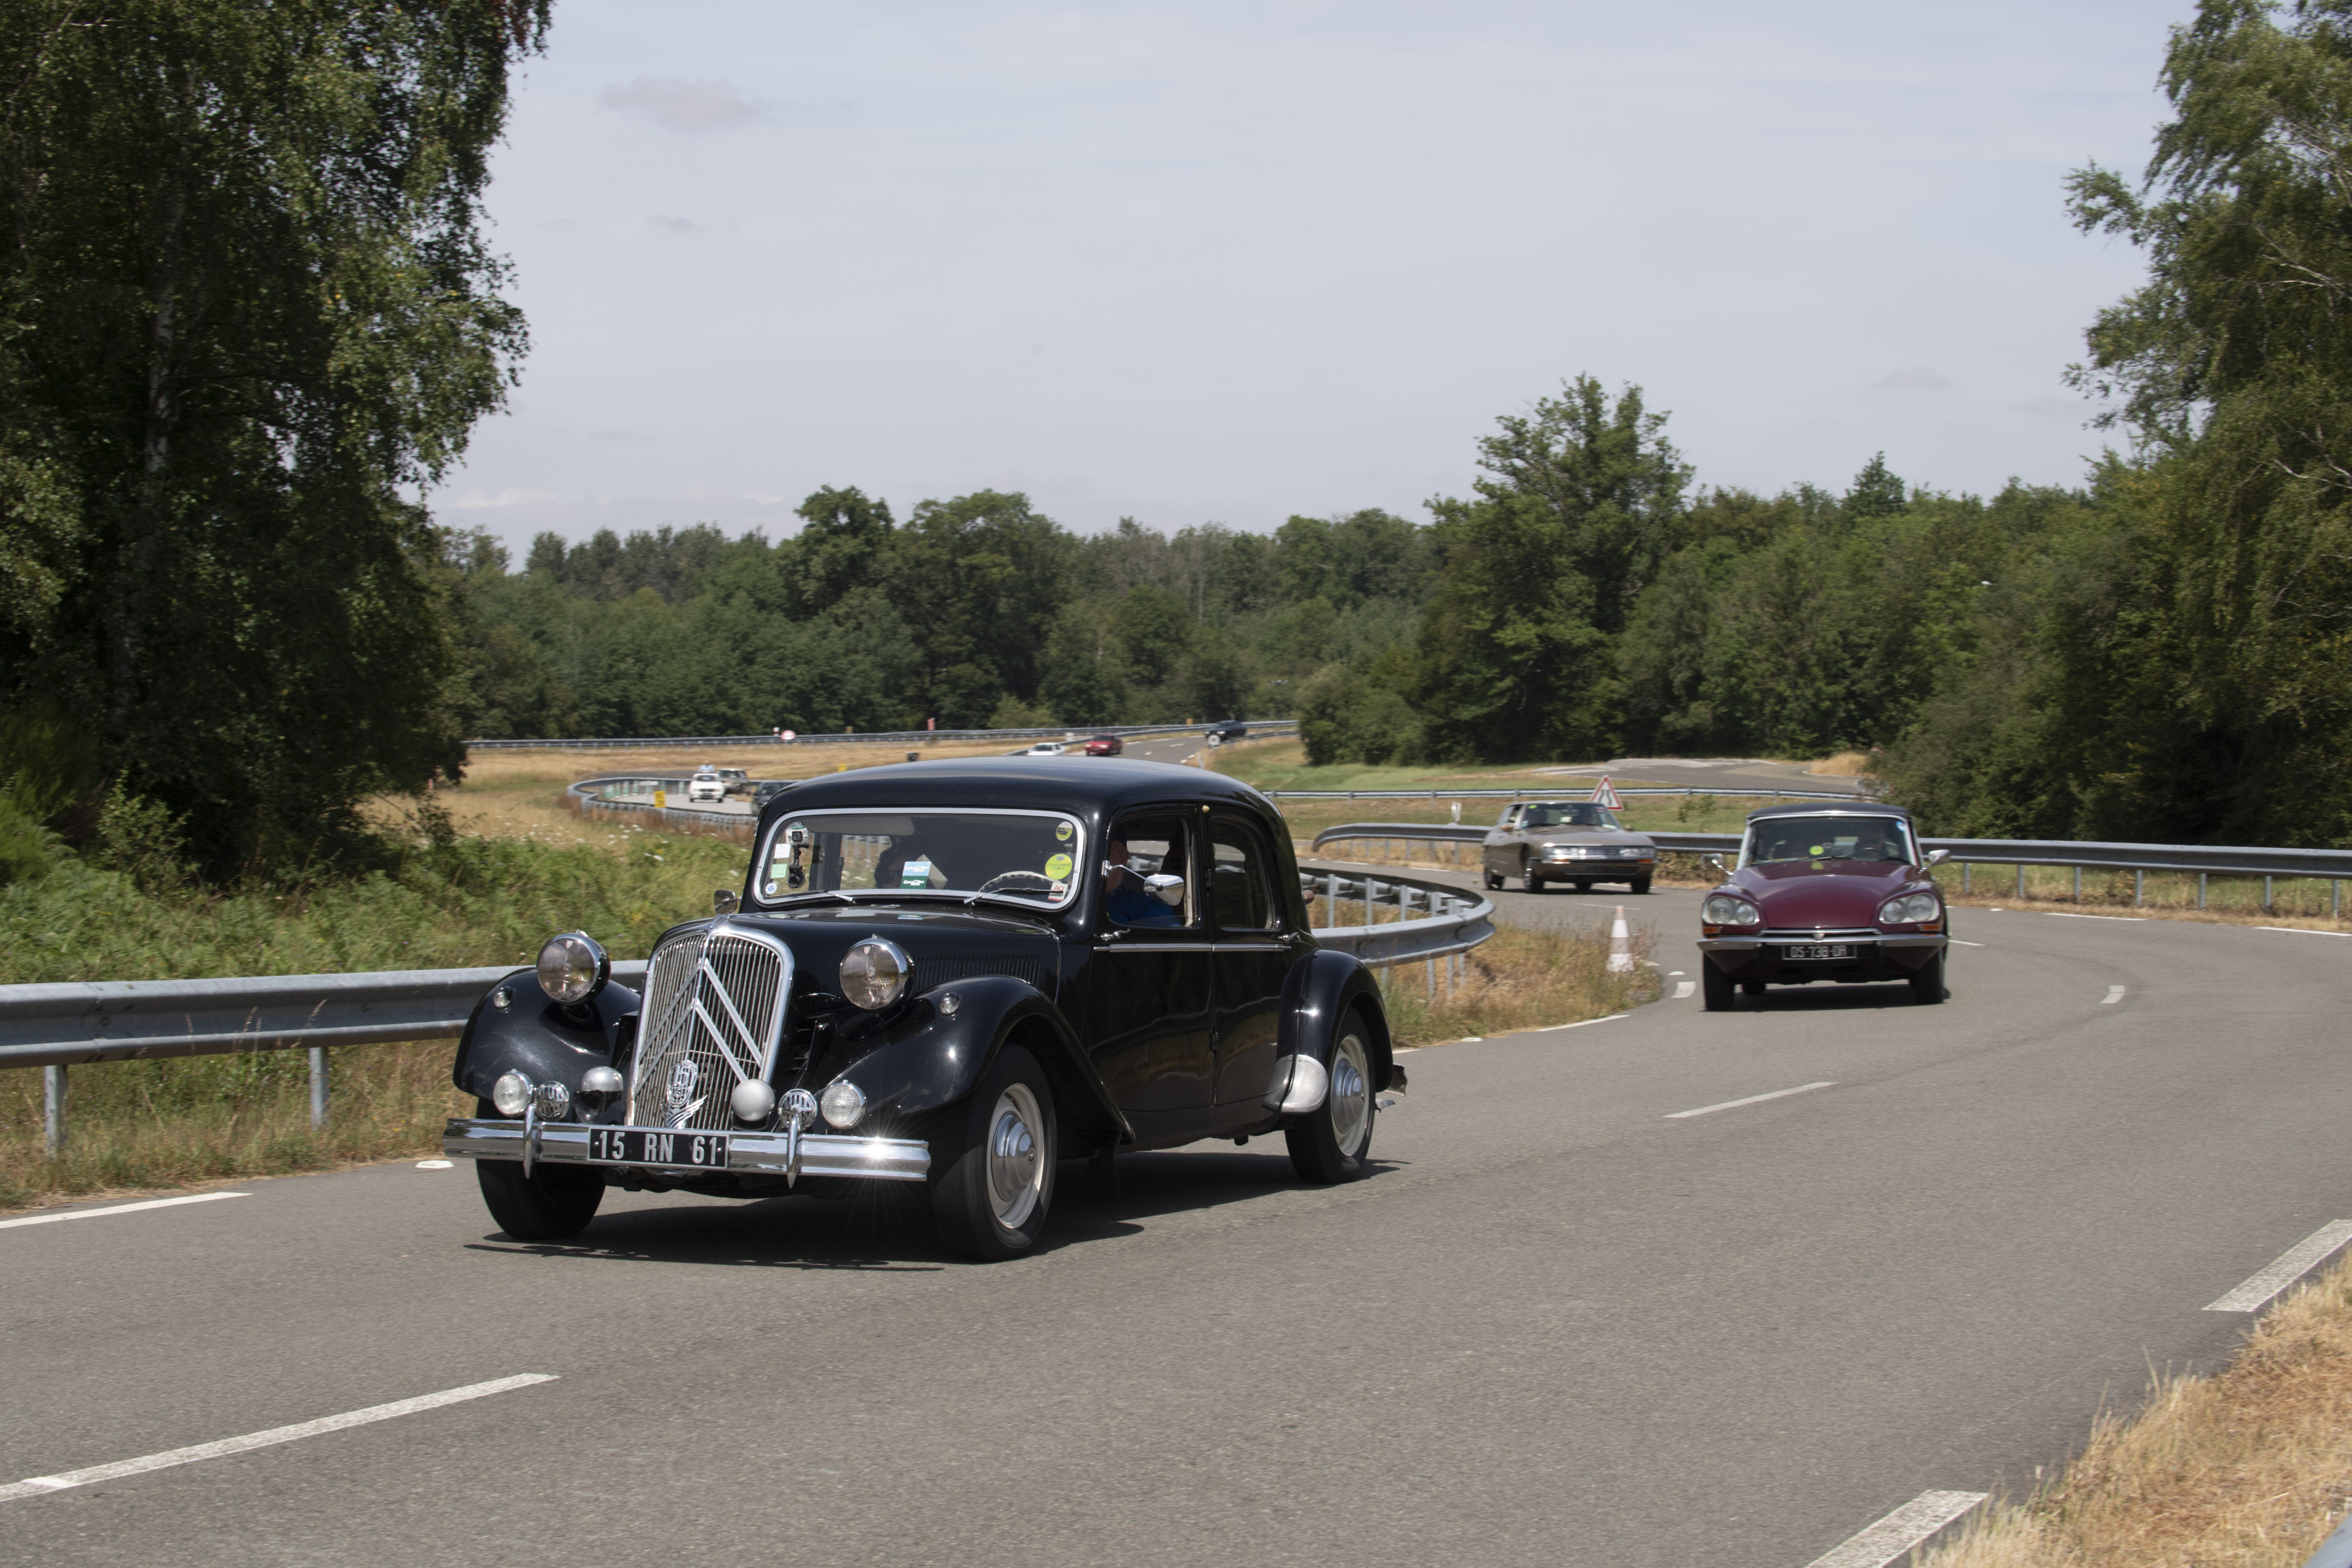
left=1329, top=1034, right=1370, bottom=1157
left=985, top=1083, right=1045, bottom=1230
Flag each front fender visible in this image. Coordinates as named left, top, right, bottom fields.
left=450, top=970, right=642, bottom=1104
left=829, top=976, right=1133, bottom=1150
left=1279, top=948, right=1400, bottom=1096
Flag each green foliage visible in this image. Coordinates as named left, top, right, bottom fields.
left=0, top=0, right=549, bottom=874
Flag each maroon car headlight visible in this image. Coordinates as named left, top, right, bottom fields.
left=1878, top=892, right=1942, bottom=927
left=1702, top=894, right=1760, bottom=928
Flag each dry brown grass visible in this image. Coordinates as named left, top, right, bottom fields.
left=1372, top=919, right=1655, bottom=1046
left=1922, top=1252, right=2352, bottom=1568
left=0, top=1040, right=471, bottom=1213
left=1810, top=751, right=1881, bottom=777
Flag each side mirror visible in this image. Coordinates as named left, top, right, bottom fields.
left=1924, top=849, right=1951, bottom=867
left=1145, top=873, right=1186, bottom=907
left=713, top=888, right=739, bottom=916
left=1702, top=854, right=1726, bottom=874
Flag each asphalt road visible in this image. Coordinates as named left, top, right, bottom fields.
left=7, top=877, right=2351, bottom=1565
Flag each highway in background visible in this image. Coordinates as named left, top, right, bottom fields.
left=5, top=816, right=2347, bottom=1565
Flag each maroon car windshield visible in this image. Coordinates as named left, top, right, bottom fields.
left=1742, top=815, right=1916, bottom=867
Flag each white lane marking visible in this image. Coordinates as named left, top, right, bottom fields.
left=0, top=1192, right=248, bottom=1231
left=1673, top=981, right=1696, bottom=999
left=415, top=1160, right=455, bottom=1170
left=1667, top=970, right=1686, bottom=976
left=1534, top=1014, right=1628, bottom=1032
left=2205, top=1220, right=2352, bottom=1312
left=1949, top=939, right=1985, bottom=947
left=2101, top=985, right=2126, bottom=1004
left=2257, top=926, right=2350, bottom=937
left=2045, top=912, right=2146, bottom=922
left=0, top=1374, right=558, bottom=1503
left=1456, top=1037, right=1484, bottom=1043
left=1666, top=1081, right=1836, bottom=1120
left=1803, top=1490, right=1989, bottom=1568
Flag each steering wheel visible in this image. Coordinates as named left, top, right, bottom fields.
left=976, top=870, right=1056, bottom=895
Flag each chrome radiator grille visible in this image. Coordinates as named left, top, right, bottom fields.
left=631, top=924, right=792, bottom=1132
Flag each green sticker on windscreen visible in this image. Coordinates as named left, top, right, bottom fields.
left=1044, top=853, right=1073, bottom=879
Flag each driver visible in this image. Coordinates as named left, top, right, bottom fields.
left=1104, top=837, right=1181, bottom=927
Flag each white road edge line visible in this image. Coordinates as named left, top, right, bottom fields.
left=1666, top=1081, right=1836, bottom=1119
left=1949, top=939, right=1986, bottom=947
left=2045, top=912, right=2146, bottom=922
left=2102, top=985, right=2126, bottom=1004
left=1803, top=1490, right=1989, bottom=1568
left=2257, top=926, right=2350, bottom=937
left=1673, top=981, right=1696, bottom=999
left=0, top=1374, right=558, bottom=1503
left=0, top=1192, right=249, bottom=1231
left=1534, top=1014, right=1628, bottom=1032
left=2205, top=1220, right=2352, bottom=1313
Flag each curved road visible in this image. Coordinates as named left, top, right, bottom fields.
left=5, top=815, right=2350, bottom=1564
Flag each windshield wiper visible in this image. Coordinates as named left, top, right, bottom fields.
left=961, top=890, right=1055, bottom=915
left=768, top=889, right=857, bottom=906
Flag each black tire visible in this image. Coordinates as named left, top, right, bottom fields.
left=1740, top=980, right=1766, bottom=996
left=1629, top=876, right=1652, bottom=895
left=1521, top=854, right=1541, bottom=893
left=1571, top=880, right=1592, bottom=893
left=1483, top=865, right=1503, bottom=891
left=1286, top=1015, right=1377, bottom=1184
left=1909, top=950, right=1946, bottom=1004
left=1701, top=963, right=1736, bottom=1012
left=930, top=1044, right=1057, bottom=1261
left=476, top=1157, right=605, bottom=1241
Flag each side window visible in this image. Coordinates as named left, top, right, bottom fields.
left=1104, top=814, right=1190, bottom=929
left=1208, top=817, right=1277, bottom=932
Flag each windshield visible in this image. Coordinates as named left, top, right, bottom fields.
left=1742, top=814, right=1916, bottom=867
left=754, top=808, right=1086, bottom=910
left=1524, top=803, right=1622, bottom=830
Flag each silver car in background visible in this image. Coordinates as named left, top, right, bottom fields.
left=1481, top=800, right=1657, bottom=894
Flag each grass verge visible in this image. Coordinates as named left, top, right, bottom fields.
left=1922, top=1250, right=2352, bottom=1568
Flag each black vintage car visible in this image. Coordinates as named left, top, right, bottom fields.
left=441, top=760, right=1402, bottom=1260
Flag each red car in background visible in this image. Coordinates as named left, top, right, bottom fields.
left=1083, top=735, right=1123, bottom=756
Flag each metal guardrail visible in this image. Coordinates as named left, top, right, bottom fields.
left=471, top=722, right=1297, bottom=751
left=1309, top=823, right=2352, bottom=913
left=1300, top=868, right=1496, bottom=968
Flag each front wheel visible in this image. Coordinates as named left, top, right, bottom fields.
left=1286, top=1020, right=1376, bottom=1184
left=1629, top=876, right=1652, bottom=895
left=1909, top=950, right=1946, bottom=1004
left=1521, top=855, right=1542, bottom=893
left=1701, top=963, right=1735, bottom=1012
left=931, top=1045, right=1058, bottom=1260
left=476, top=1158, right=604, bottom=1241
left=1483, top=865, right=1504, bottom=891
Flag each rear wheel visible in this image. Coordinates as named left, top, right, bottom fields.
left=1629, top=876, right=1652, bottom=895
left=1286, top=1020, right=1376, bottom=1184
left=931, top=1045, right=1057, bottom=1261
left=1482, top=864, right=1503, bottom=890
left=1740, top=980, right=1766, bottom=996
left=1572, top=880, right=1593, bottom=893
left=1701, top=964, right=1735, bottom=1012
left=1909, top=950, right=1946, bottom=1004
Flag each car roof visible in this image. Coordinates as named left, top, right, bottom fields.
left=1745, top=801, right=1912, bottom=821
left=756, top=757, right=1281, bottom=836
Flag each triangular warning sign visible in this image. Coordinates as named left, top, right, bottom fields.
left=1590, top=773, right=1623, bottom=810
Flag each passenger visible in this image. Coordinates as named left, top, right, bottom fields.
left=1104, top=837, right=1181, bottom=927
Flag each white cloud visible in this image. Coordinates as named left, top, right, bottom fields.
left=597, top=76, right=768, bottom=133
left=647, top=213, right=705, bottom=233
left=1873, top=367, right=1959, bottom=392
left=450, top=488, right=562, bottom=510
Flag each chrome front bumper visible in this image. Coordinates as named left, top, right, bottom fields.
left=442, top=1118, right=931, bottom=1182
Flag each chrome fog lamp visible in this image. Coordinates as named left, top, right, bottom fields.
left=780, top=1087, right=819, bottom=1130
left=536, top=931, right=610, bottom=1004
left=491, top=1070, right=533, bottom=1118
left=1879, top=892, right=1941, bottom=925
left=820, top=1080, right=867, bottom=1129
left=730, top=1080, right=777, bottom=1124
left=840, top=938, right=912, bottom=1010
left=1702, top=895, right=1760, bottom=926
left=578, top=1065, right=624, bottom=1114
left=533, top=1080, right=572, bottom=1120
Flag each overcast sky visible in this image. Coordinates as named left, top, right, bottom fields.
left=438, top=0, right=2193, bottom=554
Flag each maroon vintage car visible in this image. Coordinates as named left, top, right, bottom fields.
left=1695, top=803, right=1951, bottom=1010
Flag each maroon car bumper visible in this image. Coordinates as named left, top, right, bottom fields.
left=1697, top=933, right=1946, bottom=984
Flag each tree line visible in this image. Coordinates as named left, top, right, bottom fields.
left=7, top=0, right=2350, bottom=877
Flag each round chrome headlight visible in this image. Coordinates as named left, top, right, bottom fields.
left=840, top=938, right=912, bottom=1010
left=1879, top=892, right=1941, bottom=925
left=820, top=1080, right=867, bottom=1129
left=1702, top=894, right=1761, bottom=926
left=536, top=931, right=609, bottom=1004
left=490, top=1070, right=532, bottom=1118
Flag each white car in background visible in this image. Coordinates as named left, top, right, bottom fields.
left=686, top=768, right=727, bottom=803
left=1019, top=742, right=1069, bottom=757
